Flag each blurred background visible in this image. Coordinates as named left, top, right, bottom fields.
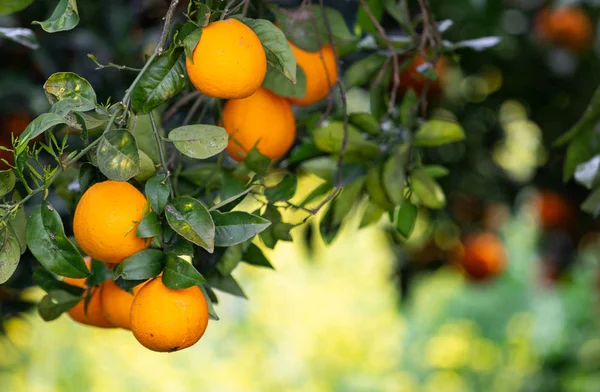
left=3, top=0, right=600, bottom=391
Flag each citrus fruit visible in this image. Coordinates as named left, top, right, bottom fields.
left=221, top=87, right=296, bottom=161
left=100, top=279, right=146, bottom=330
left=457, top=232, right=506, bottom=280
left=398, top=55, right=448, bottom=96
left=186, top=19, right=266, bottom=99
left=130, top=277, right=209, bottom=352
left=288, top=42, right=338, bottom=106
left=530, top=190, right=573, bottom=230
left=534, top=6, right=593, bottom=52
left=73, top=180, right=150, bottom=264
left=63, top=257, right=115, bottom=328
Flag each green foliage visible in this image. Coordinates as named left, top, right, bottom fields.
left=97, top=129, right=141, bottom=181
left=168, top=125, right=228, bottom=159
left=116, top=249, right=165, bottom=280
left=32, top=0, right=79, bottom=33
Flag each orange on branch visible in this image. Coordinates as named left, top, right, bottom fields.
left=130, top=277, right=209, bottom=352
left=534, top=6, right=593, bottom=52
left=73, top=181, right=150, bottom=264
left=221, top=87, right=296, bottom=161
left=457, top=232, right=507, bottom=281
left=101, top=279, right=146, bottom=330
left=288, top=42, right=338, bottom=106
left=397, top=55, right=448, bottom=97
left=186, top=19, right=266, bottom=99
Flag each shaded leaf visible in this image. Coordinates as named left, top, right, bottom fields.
left=0, top=226, right=20, bottom=284
left=582, top=188, right=600, bottom=217
left=319, top=203, right=341, bottom=244
left=136, top=211, right=161, bottom=238
left=211, top=210, right=271, bottom=247
left=564, top=130, right=594, bottom=182
left=0, top=27, right=38, bottom=49
left=0, top=0, right=33, bottom=15
left=206, top=273, right=246, bottom=298
left=555, top=85, right=600, bottom=146
left=32, top=0, right=79, bottom=32
left=199, top=284, right=219, bottom=320
left=349, top=112, right=380, bottom=135
left=216, top=244, right=243, bottom=276
left=395, top=200, right=417, bottom=238
left=162, top=254, right=206, bottom=289
left=38, top=290, right=80, bottom=321
left=145, top=174, right=171, bottom=215
left=344, top=54, right=387, bottom=89
left=0, top=169, right=16, bottom=198
left=32, top=267, right=84, bottom=296
left=242, top=243, right=273, bottom=269
left=359, top=201, right=384, bottom=228
left=313, top=121, right=380, bottom=157
left=245, top=147, right=271, bottom=175
left=262, top=65, right=306, bottom=98
left=168, top=124, right=228, bottom=159
left=165, top=197, right=215, bottom=252
left=382, top=144, right=408, bottom=204
left=97, top=129, right=140, bottom=181
left=264, top=174, right=297, bottom=202
left=115, top=249, right=165, bottom=280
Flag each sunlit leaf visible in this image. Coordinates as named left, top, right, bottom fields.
left=0, top=226, right=20, bottom=284
left=145, top=174, right=171, bottom=215
left=97, top=129, right=140, bottom=181
left=262, top=65, right=306, bottom=98
left=44, top=72, right=97, bottom=111
left=414, top=119, right=465, bottom=147
left=115, top=249, right=165, bottom=280
left=410, top=168, right=446, bottom=209
left=165, top=197, right=215, bottom=252
left=394, top=200, right=417, bottom=238
left=211, top=210, right=271, bottom=247
left=162, top=254, right=206, bottom=289
left=168, top=125, right=228, bottom=159
left=0, top=0, right=33, bottom=15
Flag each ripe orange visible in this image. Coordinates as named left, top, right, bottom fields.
left=288, top=42, right=338, bottom=106
left=130, top=277, right=209, bottom=352
left=397, top=55, right=448, bottom=97
left=63, top=257, right=115, bottom=328
left=534, top=6, right=593, bottom=52
left=73, top=180, right=150, bottom=264
left=186, top=19, right=267, bottom=99
left=457, top=232, right=506, bottom=280
left=531, top=191, right=573, bottom=230
left=100, top=279, right=146, bottom=329
left=221, top=87, right=296, bottom=161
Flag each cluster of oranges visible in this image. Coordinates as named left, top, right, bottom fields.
left=185, top=18, right=338, bottom=161
left=68, top=180, right=209, bottom=352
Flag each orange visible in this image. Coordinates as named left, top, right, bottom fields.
left=457, top=232, right=506, bottom=280
left=63, top=257, right=115, bottom=328
left=100, top=279, right=146, bottom=329
left=221, top=87, right=295, bottom=161
left=186, top=19, right=266, bottom=99
left=531, top=191, right=573, bottom=230
left=73, top=180, right=150, bottom=264
left=130, top=277, right=209, bottom=352
left=534, top=6, right=593, bottom=52
left=288, top=42, right=338, bottom=106
left=397, top=55, right=448, bottom=97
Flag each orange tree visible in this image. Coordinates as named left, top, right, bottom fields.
left=0, top=0, right=541, bottom=351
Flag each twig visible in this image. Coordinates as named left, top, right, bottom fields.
left=157, top=0, right=181, bottom=56
left=162, top=91, right=202, bottom=124
left=242, top=0, right=251, bottom=17
left=87, top=54, right=141, bottom=72
left=149, top=113, right=175, bottom=198
left=358, top=0, right=400, bottom=117
left=415, top=0, right=442, bottom=115
left=183, top=95, right=204, bottom=126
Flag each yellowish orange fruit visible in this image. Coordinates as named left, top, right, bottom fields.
left=288, top=42, right=338, bottom=106
left=73, top=181, right=150, bottom=264
left=130, top=277, right=209, bottom=352
left=457, top=232, right=506, bottom=281
left=186, top=19, right=267, bottom=99
left=100, top=279, right=146, bottom=330
left=534, top=6, right=594, bottom=52
left=221, top=87, right=296, bottom=161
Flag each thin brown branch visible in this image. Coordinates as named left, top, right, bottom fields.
left=183, top=95, right=204, bottom=125
left=157, top=0, right=181, bottom=55
left=242, top=0, right=251, bottom=17
left=162, top=91, right=202, bottom=124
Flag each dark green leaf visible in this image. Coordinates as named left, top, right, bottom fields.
left=115, top=249, right=165, bottom=280
left=265, top=174, right=297, bottom=202
left=97, top=129, right=140, bottom=181
left=242, top=243, right=273, bottom=269
left=410, top=168, right=446, bottom=209
left=133, top=150, right=157, bottom=182
left=26, top=201, right=89, bottom=278
left=395, top=200, right=417, bottom=238
left=131, top=51, right=187, bottom=114
left=165, top=197, right=215, bottom=252
left=287, top=141, right=322, bottom=165
left=414, top=119, right=466, bottom=147
left=319, top=204, right=341, bottom=244
left=344, top=54, right=387, bottom=89
left=245, top=147, right=271, bottom=175
left=32, top=0, right=79, bottom=32
left=162, top=254, right=206, bottom=289
left=262, top=65, right=306, bottom=98
left=195, top=3, right=211, bottom=26
left=349, top=112, right=380, bottom=135
left=382, top=144, right=408, bottom=204
left=38, top=290, right=80, bottom=321
left=206, top=273, right=246, bottom=298
left=145, top=174, right=171, bottom=215
left=44, top=72, right=97, bottom=111
left=165, top=235, right=194, bottom=259
left=18, top=113, right=68, bottom=147
left=86, top=259, right=114, bottom=287
left=130, top=112, right=162, bottom=163
left=136, top=211, right=162, bottom=238
left=211, top=210, right=271, bottom=247
left=582, top=188, right=600, bottom=217
left=333, top=178, right=365, bottom=225
left=183, top=28, right=202, bottom=62
left=199, top=284, right=219, bottom=320
left=399, top=89, right=418, bottom=128
left=335, top=163, right=367, bottom=186
left=0, top=169, right=16, bottom=198
left=0, top=27, right=38, bottom=49
left=168, top=124, right=228, bottom=159
left=7, top=199, right=26, bottom=254
left=313, top=122, right=380, bottom=157
left=32, top=267, right=84, bottom=296
left=301, top=182, right=333, bottom=206
left=0, top=226, right=20, bottom=284
left=242, top=18, right=296, bottom=82
left=0, top=0, right=33, bottom=15
left=78, top=163, right=103, bottom=193
left=259, top=205, right=284, bottom=249
left=216, top=244, right=243, bottom=276
left=357, top=0, right=384, bottom=35
left=564, top=130, right=594, bottom=182
left=555, top=86, right=600, bottom=146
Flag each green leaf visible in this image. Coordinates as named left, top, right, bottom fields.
left=78, top=163, right=103, bottom=193
left=574, top=155, right=600, bottom=189
left=564, top=130, right=594, bottom=182
left=0, top=27, right=39, bottom=49
left=7, top=200, right=26, bottom=254
left=356, top=0, right=384, bottom=35
left=211, top=210, right=271, bottom=247
left=264, top=174, right=297, bottom=202
left=0, top=169, right=16, bottom=198
left=97, top=129, right=140, bottom=181
left=259, top=205, right=292, bottom=249
left=134, top=150, right=157, bottom=182
left=349, top=112, right=380, bottom=135
left=382, top=144, right=408, bottom=204
left=195, top=3, right=211, bottom=26
left=422, top=164, right=450, bottom=179
left=32, top=0, right=79, bottom=33
left=394, top=200, right=417, bottom=238
left=300, top=157, right=336, bottom=183
left=18, top=113, right=68, bottom=147
left=183, top=28, right=202, bottom=62
left=0, top=0, right=33, bottom=15
left=242, top=243, right=273, bottom=269
left=399, top=89, right=418, bottom=128
left=86, top=259, right=114, bottom=287
left=344, top=54, right=387, bottom=89
left=115, top=249, right=165, bottom=280
left=199, top=284, right=219, bottom=320
left=38, top=290, right=80, bottom=321
left=319, top=204, right=341, bottom=244
left=162, top=255, right=206, bottom=289
left=555, top=86, right=600, bottom=146
left=365, top=165, right=394, bottom=210
left=26, top=201, right=89, bottom=278
left=242, top=18, right=296, bottom=82
left=582, top=188, right=600, bottom=217
left=168, top=125, right=228, bottom=159
left=410, top=168, right=446, bottom=209
left=44, top=72, right=97, bottom=111
left=414, top=119, right=466, bottom=147
left=145, top=174, right=171, bottom=215
left=129, top=112, right=162, bottom=164
left=210, top=188, right=252, bottom=212
left=262, top=65, right=306, bottom=98
left=359, top=201, right=384, bottom=228
left=313, top=121, right=380, bottom=157
left=271, top=5, right=357, bottom=54
left=206, top=273, right=246, bottom=298
left=165, top=197, right=215, bottom=252
left=32, top=267, right=84, bottom=296
left=245, top=147, right=271, bottom=175
left=333, top=177, right=365, bottom=225
left=131, top=51, right=187, bottom=114
left=216, top=244, right=243, bottom=276
left=136, top=211, right=162, bottom=238
left=0, top=226, right=20, bottom=284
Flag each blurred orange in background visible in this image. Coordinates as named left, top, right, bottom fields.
left=0, top=111, right=33, bottom=169
left=534, top=6, right=594, bottom=52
